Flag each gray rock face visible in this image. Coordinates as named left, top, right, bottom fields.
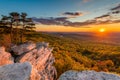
left=12, top=42, right=57, bottom=80
left=0, top=47, right=13, bottom=66
left=11, top=42, right=36, bottom=55
left=0, top=62, right=31, bottom=80
left=59, top=70, right=120, bottom=80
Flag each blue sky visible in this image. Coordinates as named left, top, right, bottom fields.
left=0, top=0, right=120, bottom=32
left=0, top=0, right=119, bottom=22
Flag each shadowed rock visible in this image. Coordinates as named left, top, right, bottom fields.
left=59, top=70, right=120, bottom=80
left=11, top=41, right=36, bottom=55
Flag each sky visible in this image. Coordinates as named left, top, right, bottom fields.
left=0, top=0, right=120, bottom=32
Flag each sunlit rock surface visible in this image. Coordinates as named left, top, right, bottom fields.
left=30, top=66, right=41, bottom=80
left=0, top=62, right=31, bottom=80
left=0, top=47, right=13, bottom=66
left=59, top=70, right=120, bottom=80
left=11, top=42, right=57, bottom=80
left=0, top=42, right=57, bottom=80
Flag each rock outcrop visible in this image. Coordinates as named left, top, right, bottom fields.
left=0, top=42, right=57, bottom=80
left=0, top=62, right=31, bottom=80
left=0, top=47, right=13, bottom=66
left=59, top=70, right=120, bottom=80
left=13, top=42, right=57, bottom=80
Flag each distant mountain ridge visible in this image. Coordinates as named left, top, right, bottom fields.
left=46, top=32, right=120, bottom=45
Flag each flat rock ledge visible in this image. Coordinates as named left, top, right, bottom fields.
left=59, top=70, right=120, bottom=80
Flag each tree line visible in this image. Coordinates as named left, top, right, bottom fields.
left=0, top=12, right=35, bottom=44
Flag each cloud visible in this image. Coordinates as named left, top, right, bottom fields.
left=66, top=19, right=120, bottom=27
left=32, top=4, right=120, bottom=28
left=94, top=4, right=120, bottom=23
left=68, top=20, right=96, bottom=27
left=95, top=14, right=110, bottom=19
left=110, top=3, right=120, bottom=15
left=95, top=14, right=111, bottom=21
left=32, top=17, right=70, bottom=26
left=111, top=4, right=120, bottom=11
left=109, top=4, right=120, bottom=16
left=33, top=17, right=97, bottom=27
left=112, top=11, right=120, bottom=14
left=63, top=12, right=84, bottom=17
left=33, top=16, right=120, bottom=27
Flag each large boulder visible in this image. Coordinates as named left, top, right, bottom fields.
left=12, top=42, right=57, bottom=80
left=0, top=47, right=13, bottom=66
left=0, top=62, right=31, bottom=80
left=59, top=70, right=120, bottom=80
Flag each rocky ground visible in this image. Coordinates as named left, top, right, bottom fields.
left=0, top=42, right=57, bottom=80
left=0, top=42, right=120, bottom=80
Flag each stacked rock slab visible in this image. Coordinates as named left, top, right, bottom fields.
left=11, top=42, right=57, bottom=80
left=59, top=70, right=120, bottom=80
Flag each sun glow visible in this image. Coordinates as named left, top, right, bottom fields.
left=99, top=28, right=105, bottom=32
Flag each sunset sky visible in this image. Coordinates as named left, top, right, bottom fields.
left=0, top=0, right=120, bottom=32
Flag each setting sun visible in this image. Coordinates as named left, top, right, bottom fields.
left=99, top=28, right=105, bottom=32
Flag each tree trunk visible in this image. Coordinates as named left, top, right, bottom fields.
left=10, top=23, right=13, bottom=43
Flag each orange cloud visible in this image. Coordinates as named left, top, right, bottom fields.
left=35, top=23, right=120, bottom=32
